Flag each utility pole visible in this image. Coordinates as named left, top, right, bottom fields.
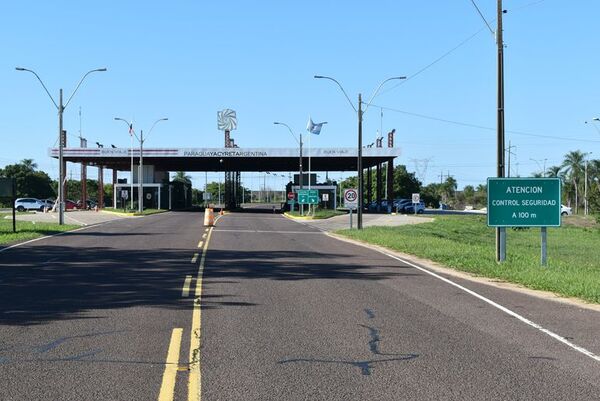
left=496, top=0, right=507, bottom=262
left=506, top=140, right=516, bottom=177
left=58, top=89, right=65, bottom=224
left=357, top=93, right=363, bottom=229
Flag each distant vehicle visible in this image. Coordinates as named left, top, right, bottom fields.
left=561, top=204, right=572, bottom=216
left=404, top=201, right=426, bottom=214
left=76, top=199, right=97, bottom=210
left=367, top=200, right=388, bottom=212
left=393, top=199, right=412, bottom=212
left=14, top=198, right=44, bottom=212
left=64, top=200, right=78, bottom=210
left=40, top=199, right=55, bottom=209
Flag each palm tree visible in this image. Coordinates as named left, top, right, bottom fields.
left=173, top=171, right=192, bottom=184
left=545, top=165, right=562, bottom=178
left=562, top=150, right=586, bottom=213
left=20, top=159, right=38, bottom=172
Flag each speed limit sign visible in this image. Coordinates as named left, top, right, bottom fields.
left=344, top=188, right=358, bottom=209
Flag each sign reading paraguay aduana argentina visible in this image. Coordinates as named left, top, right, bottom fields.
left=487, top=178, right=561, bottom=227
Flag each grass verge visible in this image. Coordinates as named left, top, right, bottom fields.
left=0, top=213, right=79, bottom=246
left=336, top=215, right=600, bottom=304
left=287, top=209, right=346, bottom=219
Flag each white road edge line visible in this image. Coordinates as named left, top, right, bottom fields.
left=330, top=234, right=600, bottom=363
left=0, top=223, right=107, bottom=254
left=0, top=211, right=172, bottom=254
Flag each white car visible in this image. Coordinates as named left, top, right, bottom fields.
left=561, top=204, right=572, bottom=216
left=14, top=198, right=45, bottom=212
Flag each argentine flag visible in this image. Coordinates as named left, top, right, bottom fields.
left=307, top=117, right=327, bottom=135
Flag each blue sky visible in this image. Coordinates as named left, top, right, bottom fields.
left=2, top=1, right=599, bottom=191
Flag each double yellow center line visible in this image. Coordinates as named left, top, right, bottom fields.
left=158, top=226, right=213, bottom=401
left=188, top=227, right=213, bottom=400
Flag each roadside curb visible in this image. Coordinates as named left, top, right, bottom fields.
left=326, top=232, right=600, bottom=312
left=101, top=209, right=168, bottom=217
left=100, top=210, right=138, bottom=217
left=283, top=212, right=314, bottom=220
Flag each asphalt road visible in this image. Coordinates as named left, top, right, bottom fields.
left=1, top=211, right=599, bottom=400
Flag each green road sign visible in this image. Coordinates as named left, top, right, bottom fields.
left=297, top=189, right=319, bottom=205
left=487, top=178, right=561, bottom=227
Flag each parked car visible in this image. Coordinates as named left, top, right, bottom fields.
left=40, top=199, right=55, bottom=209
left=14, top=198, right=45, bottom=212
left=76, top=199, right=97, bottom=210
left=404, top=201, right=426, bottom=214
left=64, top=200, right=78, bottom=210
left=561, top=204, right=572, bottom=216
left=393, top=198, right=412, bottom=212
left=367, top=200, right=388, bottom=212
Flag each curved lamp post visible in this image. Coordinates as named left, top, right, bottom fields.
left=16, top=67, right=107, bottom=224
left=314, top=75, right=405, bottom=229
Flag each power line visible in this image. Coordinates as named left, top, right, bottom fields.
left=512, top=0, right=547, bottom=12
left=369, top=103, right=600, bottom=144
left=380, top=26, right=487, bottom=96
left=469, top=0, right=495, bottom=35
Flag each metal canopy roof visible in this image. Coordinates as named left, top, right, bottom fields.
left=49, top=147, right=401, bottom=172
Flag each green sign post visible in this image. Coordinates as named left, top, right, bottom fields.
left=487, top=178, right=561, bottom=266
left=297, top=189, right=319, bottom=205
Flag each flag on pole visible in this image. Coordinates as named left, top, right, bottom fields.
left=306, top=117, right=327, bottom=135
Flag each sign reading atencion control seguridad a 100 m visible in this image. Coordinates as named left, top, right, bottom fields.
left=487, top=178, right=561, bottom=227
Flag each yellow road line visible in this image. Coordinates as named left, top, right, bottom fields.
left=158, top=328, right=183, bottom=401
left=197, top=241, right=204, bottom=248
left=188, top=227, right=213, bottom=401
left=182, top=275, right=192, bottom=297
left=191, top=253, right=199, bottom=263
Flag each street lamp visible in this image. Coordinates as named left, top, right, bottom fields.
left=137, top=118, right=168, bottom=213
left=314, top=75, right=406, bottom=229
left=114, top=117, right=136, bottom=210
left=585, top=118, right=600, bottom=136
left=16, top=67, right=107, bottom=225
left=274, top=121, right=303, bottom=213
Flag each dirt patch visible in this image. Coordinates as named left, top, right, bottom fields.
left=562, top=215, right=599, bottom=229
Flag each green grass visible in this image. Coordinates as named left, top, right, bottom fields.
left=104, top=208, right=166, bottom=216
left=0, top=213, right=79, bottom=246
left=336, top=215, right=600, bottom=304
left=287, top=209, right=346, bottom=219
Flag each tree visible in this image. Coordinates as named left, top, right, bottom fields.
left=562, top=150, right=586, bottom=213
left=393, top=165, right=421, bottom=199
left=0, top=159, right=54, bottom=199
left=173, top=171, right=192, bottom=184
left=545, top=165, right=562, bottom=178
